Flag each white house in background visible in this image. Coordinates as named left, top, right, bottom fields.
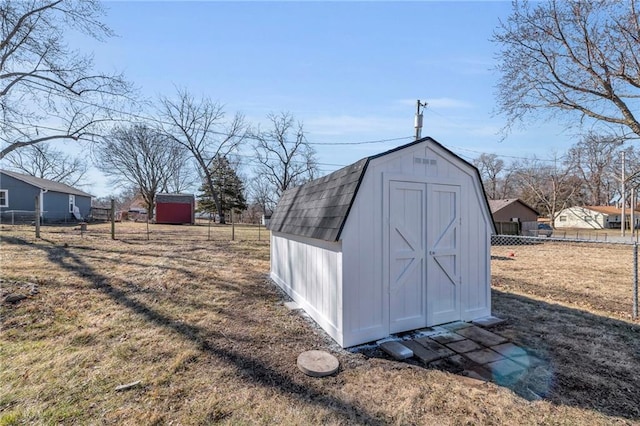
left=554, top=205, right=640, bottom=229
left=269, top=137, right=496, bottom=348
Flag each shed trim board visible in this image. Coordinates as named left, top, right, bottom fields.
left=270, top=137, right=494, bottom=347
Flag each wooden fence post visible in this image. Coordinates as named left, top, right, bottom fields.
left=111, top=198, right=115, bottom=240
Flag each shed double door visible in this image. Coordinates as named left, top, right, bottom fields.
left=388, top=180, right=461, bottom=333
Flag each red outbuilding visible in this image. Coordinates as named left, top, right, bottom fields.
left=155, top=193, right=195, bottom=224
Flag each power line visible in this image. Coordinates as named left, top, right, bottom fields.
left=12, top=81, right=415, bottom=147
left=443, top=143, right=568, bottom=163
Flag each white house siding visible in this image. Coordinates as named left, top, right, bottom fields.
left=554, top=207, right=607, bottom=229
left=270, top=231, right=344, bottom=346
left=340, top=143, right=491, bottom=347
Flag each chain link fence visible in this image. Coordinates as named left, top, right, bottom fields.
left=491, top=234, right=639, bottom=320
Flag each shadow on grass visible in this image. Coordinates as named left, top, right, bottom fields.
left=491, top=289, right=640, bottom=420
left=0, top=235, right=387, bottom=425
left=356, top=289, right=640, bottom=420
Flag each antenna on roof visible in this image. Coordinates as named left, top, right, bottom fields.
left=414, top=100, right=428, bottom=140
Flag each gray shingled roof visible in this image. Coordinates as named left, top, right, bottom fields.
left=156, top=193, right=194, bottom=203
left=0, top=169, right=92, bottom=197
left=488, top=198, right=539, bottom=216
left=270, top=137, right=496, bottom=242
left=269, top=158, right=368, bottom=241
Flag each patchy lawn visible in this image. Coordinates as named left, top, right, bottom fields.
left=1, top=224, right=639, bottom=425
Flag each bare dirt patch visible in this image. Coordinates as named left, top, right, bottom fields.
left=1, top=225, right=638, bottom=424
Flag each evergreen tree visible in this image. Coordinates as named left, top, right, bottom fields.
left=197, top=156, right=246, bottom=224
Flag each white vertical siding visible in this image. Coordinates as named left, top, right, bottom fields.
left=341, top=142, right=492, bottom=346
left=341, top=170, right=387, bottom=347
left=270, top=139, right=493, bottom=348
left=270, top=232, right=344, bottom=346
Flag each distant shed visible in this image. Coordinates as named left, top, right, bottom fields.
left=269, top=137, right=495, bottom=348
left=155, top=194, right=195, bottom=224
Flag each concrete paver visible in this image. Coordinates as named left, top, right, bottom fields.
left=440, top=321, right=473, bottom=331
left=430, top=331, right=466, bottom=345
left=484, top=358, right=526, bottom=384
left=491, top=342, right=528, bottom=358
left=472, top=315, right=506, bottom=328
left=462, top=364, right=493, bottom=382
left=446, top=339, right=483, bottom=353
left=415, top=337, right=455, bottom=360
left=403, top=340, right=449, bottom=364
left=511, top=354, right=544, bottom=368
left=455, top=325, right=508, bottom=346
left=380, top=341, right=413, bottom=360
left=464, top=348, right=505, bottom=364
left=374, top=322, right=548, bottom=390
left=429, top=354, right=468, bottom=373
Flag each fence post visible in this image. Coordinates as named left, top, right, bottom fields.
left=111, top=198, right=115, bottom=240
left=34, top=195, right=41, bottom=239
left=231, top=210, right=235, bottom=241
left=634, top=243, right=638, bottom=320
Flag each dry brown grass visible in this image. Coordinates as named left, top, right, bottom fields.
left=1, top=224, right=639, bottom=425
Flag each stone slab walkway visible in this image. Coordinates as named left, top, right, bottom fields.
left=372, top=320, right=544, bottom=386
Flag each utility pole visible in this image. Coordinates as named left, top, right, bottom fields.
left=414, top=100, right=427, bottom=140
left=622, top=151, right=626, bottom=237
left=632, top=187, right=636, bottom=239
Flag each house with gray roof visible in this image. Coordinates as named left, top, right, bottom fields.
left=488, top=198, right=540, bottom=235
left=270, top=137, right=495, bottom=348
left=0, top=170, right=92, bottom=223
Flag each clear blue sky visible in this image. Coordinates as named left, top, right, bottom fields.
left=74, top=1, right=577, bottom=197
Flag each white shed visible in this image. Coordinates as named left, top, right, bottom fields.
left=269, top=137, right=495, bottom=348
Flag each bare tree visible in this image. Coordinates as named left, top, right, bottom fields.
left=566, top=132, right=624, bottom=205
left=160, top=89, right=246, bottom=224
left=160, top=156, right=197, bottom=194
left=249, top=174, right=276, bottom=214
left=252, top=112, right=318, bottom=206
left=93, top=124, right=186, bottom=219
left=0, top=0, right=132, bottom=159
left=494, top=1, right=640, bottom=139
left=4, top=143, right=88, bottom=186
left=511, top=155, right=584, bottom=223
left=474, top=153, right=505, bottom=199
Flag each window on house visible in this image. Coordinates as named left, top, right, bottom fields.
left=0, top=190, right=8, bottom=207
left=69, top=194, right=75, bottom=213
left=559, top=215, right=567, bottom=222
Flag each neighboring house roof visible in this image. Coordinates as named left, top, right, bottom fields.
left=573, top=205, right=640, bottom=216
left=269, top=137, right=493, bottom=242
left=488, top=198, right=540, bottom=216
left=0, top=169, right=92, bottom=197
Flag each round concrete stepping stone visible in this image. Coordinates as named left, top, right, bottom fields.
left=297, top=350, right=339, bottom=377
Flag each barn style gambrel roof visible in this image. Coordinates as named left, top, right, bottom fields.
left=270, top=137, right=495, bottom=241
left=0, top=169, right=92, bottom=197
